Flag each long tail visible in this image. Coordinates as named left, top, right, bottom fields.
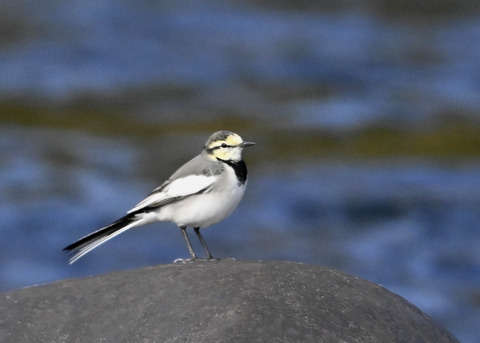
left=63, top=213, right=142, bottom=264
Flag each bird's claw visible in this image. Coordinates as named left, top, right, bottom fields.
left=173, top=257, right=196, bottom=264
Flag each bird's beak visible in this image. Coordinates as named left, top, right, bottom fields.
left=240, top=141, right=255, bottom=148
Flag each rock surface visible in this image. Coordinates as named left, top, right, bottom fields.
left=0, top=260, right=459, bottom=343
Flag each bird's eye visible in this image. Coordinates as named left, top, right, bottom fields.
left=221, top=143, right=227, bottom=148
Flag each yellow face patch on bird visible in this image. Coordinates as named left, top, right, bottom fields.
left=206, top=131, right=242, bottom=149
left=204, top=131, right=254, bottom=161
left=224, top=133, right=243, bottom=146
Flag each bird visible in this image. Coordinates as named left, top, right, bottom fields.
left=63, top=130, right=254, bottom=264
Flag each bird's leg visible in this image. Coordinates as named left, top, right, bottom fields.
left=179, top=226, right=198, bottom=261
left=194, top=227, right=214, bottom=259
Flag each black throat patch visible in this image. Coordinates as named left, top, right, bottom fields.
left=217, top=158, right=248, bottom=185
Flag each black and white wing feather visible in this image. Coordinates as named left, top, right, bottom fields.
left=128, top=174, right=216, bottom=213
left=64, top=173, right=217, bottom=263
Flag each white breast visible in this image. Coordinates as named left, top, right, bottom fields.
left=154, top=164, right=246, bottom=228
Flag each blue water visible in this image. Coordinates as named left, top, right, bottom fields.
left=1, top=127, right=479, bottom=342
left=1, top=1, right=480, bottom=342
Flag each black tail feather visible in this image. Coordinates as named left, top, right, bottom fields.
left=63, top=213, right=137, bottom=253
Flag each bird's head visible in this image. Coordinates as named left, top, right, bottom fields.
left=203, top=131, right=255, bottom=161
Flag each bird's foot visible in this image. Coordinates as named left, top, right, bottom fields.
left=173, top=257, right=229, bottom=263
left=173, top=257, right=223, bottom=263
left=173, top=257, right=196, bottom=264
left=206, top=257, right=221, bottom=261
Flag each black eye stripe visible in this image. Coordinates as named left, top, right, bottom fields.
left=205, top=142, right=237, bottom=154
left=212, top=143, right=232, bottom=149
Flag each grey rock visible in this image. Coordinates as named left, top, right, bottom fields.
left=0, top=260, right=459, bottom=343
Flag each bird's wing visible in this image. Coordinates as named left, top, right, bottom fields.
left=127, top=174, right=215, bottom=214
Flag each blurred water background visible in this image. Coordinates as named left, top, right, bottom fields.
left=1, top=1, right=480, bottom=341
